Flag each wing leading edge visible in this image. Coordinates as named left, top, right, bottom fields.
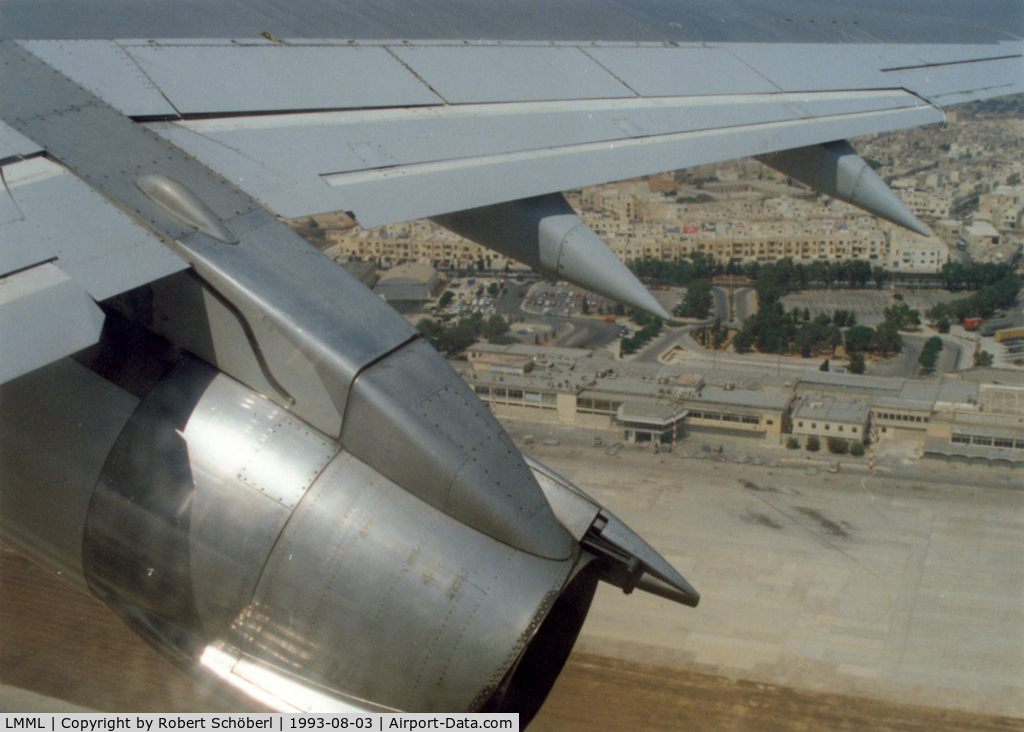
left=15, top=37, right=1024, bottom=229
left=3, top=31, right=1021, bottom=379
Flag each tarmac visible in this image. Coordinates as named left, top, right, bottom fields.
left=522, top=428, right=1024, bottom=719
left=2, top=425, right=1022, bottom=728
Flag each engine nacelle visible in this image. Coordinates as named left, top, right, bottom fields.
left=1, top=316, right=694, bottom=723
left=0, top=348, right=597, bottom=720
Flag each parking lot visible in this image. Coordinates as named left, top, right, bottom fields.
left=781, top=289, right=961, bottom=328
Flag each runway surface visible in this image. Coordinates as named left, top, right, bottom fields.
left=2, top=546, right=1021, bottom=730
left=2, top=438, right=1023, bottom=728
left=525, top=437, right=1024, bottom=719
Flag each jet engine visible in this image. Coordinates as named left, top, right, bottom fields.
left=1, top=309, right=696, bottom=724
left=0, top=48, right=696, bottom=721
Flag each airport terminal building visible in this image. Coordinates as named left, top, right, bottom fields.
left=461, top=344, right=793, bottom=445
left=457, top=344, right=1024, bottom=467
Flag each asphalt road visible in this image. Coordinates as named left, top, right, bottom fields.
left=478, top=279, right=969, bottom=378
left=550, top=318, right=621, bottom=350
left=868, top=333, right=962, bottom=378
left=734, top=286, right=755, bottom=323
left=712, top=286, right=729, bottom=324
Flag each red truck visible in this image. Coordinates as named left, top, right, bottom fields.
left=963, top=317, right=983, bottom=331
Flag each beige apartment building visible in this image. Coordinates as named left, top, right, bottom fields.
left=886, top=229, right=951, bottom=273
left=326, top=226, right=494, bottom=269
left=899, top=189, right=952, bottom=219
left=605, top=220, right=889, bottom=264
left=979, top=187, right=1024, bottom=230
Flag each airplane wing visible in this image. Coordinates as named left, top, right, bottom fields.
left=0, top=0, right=1020, bottom=721
left=0, top=2, right=1019, bottom=380
left=1, top=2, right=1021, bottom=379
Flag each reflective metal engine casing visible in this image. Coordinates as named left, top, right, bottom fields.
left=2, top=351, right=597, bottom=717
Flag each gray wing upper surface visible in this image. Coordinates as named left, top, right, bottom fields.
left=1, top=0, right=1022, bottom=381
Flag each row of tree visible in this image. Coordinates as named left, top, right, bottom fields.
left=628, top=252, right=720, bottom=285
left=674, top=279, right=713, bottom=319
left=747, top=257, right=891, bottom=291
left=619, top=311, right=664, bottom=355
left=628, top=255, right=892, bottom=292
left=926, top=269, right=1022, bottom=323
left=938, top=261, right=1017, bottom=292
left=786, top=435, right=867, bottom=455
left=416, top=312, right=511, bottom=355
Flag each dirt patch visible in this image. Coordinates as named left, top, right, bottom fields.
left=532, top=653, right=1024, bottom=732
left=739, top=479, right=781, bottom=493
left=742, top=511, right=784, bottom=530
left=795, top=506, right=852, bottom=538
left=0, top=547, right=263, bottom=713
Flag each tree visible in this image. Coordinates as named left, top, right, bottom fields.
left=829, top=260, right=849, bottom=287
left=941, top=261, right=967, bottom=291
left=786, top=436, right=801, bottom=449
left=873, top=320, right=903, bottom=357
left=488, top=333, right=519, bottom=345
left=711, top=319, right=727, bottom=350
left=883, top=301, right=921, bottom=330
left=820, top=358, right=830, bottom=372
left=827, top=437, right=849, bottom=455
left=872, top=266, right=892, bottom=290
left=832, top=309, right=856, bottom=328
left=732, top=328, right=755, bottom=353
left=487, top=282, right=500, bottom=297
left=845, top=325, right=875, bottom=354
left=918, top=335, right=944, bottom=374
left=848, top=260, right=872, bottom=289
left=850, top=441, right=866, bottom=457
left=936, top=315, right=951, bottom=334
left=848, top=352, right=866, bottom=374
left=973, top=350, right=994, bottom=368
left=416, top=317, right=445, bottom=350
left=481, top=314, right=510, bottom=339
left=581, top=298, right=590, bottom=315
left=806, top=435, right=821, bottom=452
left=795, top=321, right=828, bottom=357
left=828, top=325, right=843, bottom=356
left=438, top=290, right=455, bottom=309
left=676, top=279, right=713, bottom=319
left=807, top=261, right=828, bottom=286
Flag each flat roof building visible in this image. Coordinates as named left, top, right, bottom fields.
left=791, top=395, right=870, bottom=442
left=454, top=344, right=1021, bottom=463
left=373, top=262, right=441, bottom=312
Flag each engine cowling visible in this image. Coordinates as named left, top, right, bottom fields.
left=0, top=316, right=694, bottom=724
